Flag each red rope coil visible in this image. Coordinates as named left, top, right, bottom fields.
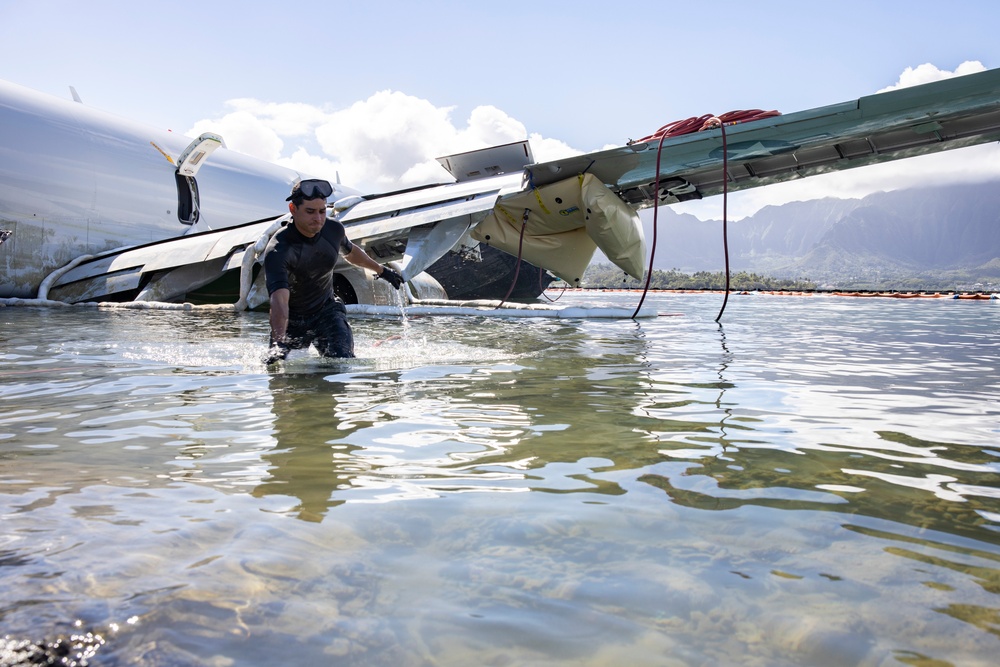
left=631, top=109, right=781, bottom=144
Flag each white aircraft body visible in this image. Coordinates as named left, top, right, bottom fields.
left=2, top=69, right=1000, bottom=307
left=0, top=79, right=364, bottom=303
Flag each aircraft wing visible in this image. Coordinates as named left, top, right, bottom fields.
left=530, top=67, right=1000, bottom=206
left=460, top=66, right=1000, bottom=284
left=342, top=66, right=1000, bottom=286
left=44, top=176, right=527, bottom=305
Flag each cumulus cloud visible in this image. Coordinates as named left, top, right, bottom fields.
left=186, top=90, right=574, bottom=193
left=876, top=60, right=986, bottom=92
left=527, top=132, right=582, bottom=163
left=188, top=109, right=285, bottom=163
left=314, top=90, right=464, bottom=191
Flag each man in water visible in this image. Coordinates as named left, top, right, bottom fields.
left=263, top=178, right=404, bottom=364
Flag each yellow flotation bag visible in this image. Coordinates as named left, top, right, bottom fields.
left=470, top=173, right=645, bottom=285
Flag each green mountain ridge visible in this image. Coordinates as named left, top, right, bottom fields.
left=633, top=181, right=1000, bottom=289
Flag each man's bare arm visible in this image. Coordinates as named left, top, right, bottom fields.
left=269, top=288, right=290, bottom=342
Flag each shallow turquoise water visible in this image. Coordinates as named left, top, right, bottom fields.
left=1, top=292, right=998, bottom=666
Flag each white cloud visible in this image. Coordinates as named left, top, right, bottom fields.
left=313, top=90, right=462, bottom=191
left=188, top=109, right=285, bottom=162
left=528, top=132, right=582, bottom=163
left=461, top=105, right=527, bottom=147
left=187, top=90, right=556, bottom=193
left=273, top=147, right=343, bottom=186
left=877, top=60, right=986, bottom=92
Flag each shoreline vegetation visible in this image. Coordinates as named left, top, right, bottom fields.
left=546, top=287, right=998, bottom=299
left=577, top=263, right=999, bottom=296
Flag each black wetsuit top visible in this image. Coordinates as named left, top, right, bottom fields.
left=263, top=218, right=354, bottom=316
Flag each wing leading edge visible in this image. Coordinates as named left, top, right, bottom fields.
left=528, top=67, right=1000, bottom=208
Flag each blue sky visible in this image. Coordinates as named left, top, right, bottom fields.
left=2, top=0, right=999, bottom=218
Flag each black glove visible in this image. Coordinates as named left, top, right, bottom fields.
left=377, top=267, right=404, bottom=289
left=263, top=339, right=290, bottom=365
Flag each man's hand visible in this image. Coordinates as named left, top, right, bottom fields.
left=377, top=267, right=404, bottom=289
left=263, top=339, right=290, bottom=365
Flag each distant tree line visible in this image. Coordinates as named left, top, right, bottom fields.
left=581, top=263, right=817, bottom=291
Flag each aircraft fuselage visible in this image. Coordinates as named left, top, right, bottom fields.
left=0, top=79, right=353, bottom=298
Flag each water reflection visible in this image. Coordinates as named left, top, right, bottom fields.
left=250, top=319, right=665, bottom=521
left=255, top=371, right=361, bottom=521
left=251, top=307, right=1000, bottom=548
left=642, top=427, right=999, bottom=529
